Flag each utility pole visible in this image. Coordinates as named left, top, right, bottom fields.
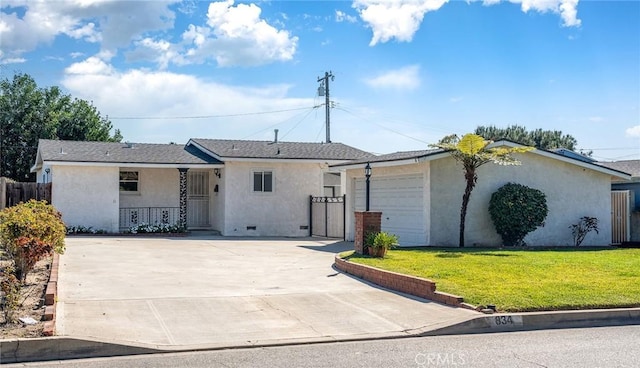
left=317, top=71, right=334, bottom=143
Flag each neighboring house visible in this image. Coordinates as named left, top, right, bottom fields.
left=597, top=160, right=640, bottom=208
left=597, top=160, right=640, bottom=242
left=331, top=141, right=631, bottom=247
left=30, top=138, right=371, bottom=235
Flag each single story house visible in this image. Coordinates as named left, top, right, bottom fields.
left=30, top=138, right=371, bottom=235
left=331, top=141, right=631, bottom=247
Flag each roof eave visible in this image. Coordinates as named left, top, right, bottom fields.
left=223, top=157, right=355, bottom=164
left=29, top=146, right=44, bottom=173
left=38, top=161, right=224, bottom=169
left=330, top=151, right=449, bottom=171
left=186, top=139, right=225, bottom=162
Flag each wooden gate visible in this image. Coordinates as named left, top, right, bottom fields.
left=612, top=190, right=631, bottom=244
left=310, top=195, right=345, bottom=239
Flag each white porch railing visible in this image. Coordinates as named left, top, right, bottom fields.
left=119, top=207, right=180, bottom=229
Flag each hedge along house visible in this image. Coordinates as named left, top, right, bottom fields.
left=31, top=138, right=371, bottom=235
left=331, top=141, right=631, bottom=247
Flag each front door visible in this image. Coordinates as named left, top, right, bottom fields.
left=187, top=171, right=210, bottom=228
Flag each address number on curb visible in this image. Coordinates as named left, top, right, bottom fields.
left=490, top=315, right=523, bottom=328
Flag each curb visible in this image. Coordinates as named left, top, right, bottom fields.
left=43, top=253, right=60, bottom=336
left=2, top=308, right=639, bottom=364
left=421, top=307, right=640, bottom=336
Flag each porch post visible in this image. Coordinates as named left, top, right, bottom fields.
left=178, top=168, right=188, bottom=228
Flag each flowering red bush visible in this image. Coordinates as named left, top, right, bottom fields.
left=0, top=200, right=65, bottom=282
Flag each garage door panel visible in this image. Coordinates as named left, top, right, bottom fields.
left=355, top=175, right=426, bottom=246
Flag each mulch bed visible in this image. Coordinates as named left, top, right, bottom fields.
left=0, top=256, right=52, bottom=339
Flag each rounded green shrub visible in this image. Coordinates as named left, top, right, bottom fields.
left=489, top=183, right=548, bottom=247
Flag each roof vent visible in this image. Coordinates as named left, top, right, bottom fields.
left=274, top=129, right=279, bottom=143
left=59, top=148, right=66, bottom=154
left=105, top=151, right=110, bottom=156
left=126, top=142, right=135, bottom=149
left=277, top=147, right=281, bottom=155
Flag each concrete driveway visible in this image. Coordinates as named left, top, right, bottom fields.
left=57, top=236, right=477, bottom=348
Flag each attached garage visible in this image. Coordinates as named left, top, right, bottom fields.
left=354, top=174, right=427, bottom=246
left=335, top=142, right=630, bottom=247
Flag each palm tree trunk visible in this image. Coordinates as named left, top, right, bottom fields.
left=459, top=167, right=477, bottom=247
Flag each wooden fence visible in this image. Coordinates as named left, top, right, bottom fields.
left=0, top=177, right=52, bottom=210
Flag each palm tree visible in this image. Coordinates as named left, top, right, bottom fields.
left=431, top=134, right=532, bottom=247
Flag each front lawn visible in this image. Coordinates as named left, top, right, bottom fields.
left=344, top=248, right=640, bottom=312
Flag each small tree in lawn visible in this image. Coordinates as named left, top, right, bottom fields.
left=0, top=200, right=66, bottom=282
left=431, top=134, right=532, bottom=247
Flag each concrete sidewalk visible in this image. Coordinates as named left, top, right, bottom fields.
left=54, top=236, right=478, bottom=347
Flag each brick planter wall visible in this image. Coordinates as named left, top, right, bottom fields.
left=43, top=253, right=60, bottom=336
left=335, top=255, right=472, bottom=308
left=354, top=211, right=381, bottom=254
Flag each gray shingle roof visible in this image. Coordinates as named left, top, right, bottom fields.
left=189, top=139, right=373, bottom=161
left=332, top=149, right=443, bottom=167
left=37, top=139, right=222, bottom=165
left=597, top=160, right=639, bottom=177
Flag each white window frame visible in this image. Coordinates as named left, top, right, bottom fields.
left=119, top=170, right=140, bottom=194
left=253, top=170, right=274, bottom=193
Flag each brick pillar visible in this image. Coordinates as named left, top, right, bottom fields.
left=354, top=211, right=381, bottom=254
left=178, top=168, right=188, bottom=228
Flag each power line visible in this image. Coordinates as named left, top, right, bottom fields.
left=110, top=106, right=317, bottom=120
left=241, top=106, right=319, bottom=141
left=335, top=106, right=433, bottom=146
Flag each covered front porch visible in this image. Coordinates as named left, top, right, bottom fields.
left=118, top=167, right=222, bottom=232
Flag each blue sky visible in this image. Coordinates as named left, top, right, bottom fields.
left=1, top=0, right=638, bottom=160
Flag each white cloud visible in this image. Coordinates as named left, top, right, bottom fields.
left=61, top=60, right=314, bottom=142
left=353, top=0, right=449, bottom=46
left=484, top=0, right=582, bottom=27
left=626, top=125, right=640, bottom=138
left=336, top=10, right=358, bottom=23
left=65, top=56, right=116, bottom=75
left=123, top=1, right=298, bottom=68
left=588, top=116, right=603, bottom=123
left=0, top=57, right=26, bottom=64
left=0, top=1, right=177, bottom=59
left=194, top=0, right=298, bottom=67
left=365, top=65, right=421, bottom=90
left=351, top=0, right=582, bottom=46
left=127, top=37, right=185, bottom=70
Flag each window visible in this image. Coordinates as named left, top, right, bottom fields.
left=119, top=171, right=139, bottom=192
left=253, top=171, right=273, bottom=192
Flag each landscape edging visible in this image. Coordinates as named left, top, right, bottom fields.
left=334, top=255, right=474, bottom=310
left=43, top=253, right=60, bottom=336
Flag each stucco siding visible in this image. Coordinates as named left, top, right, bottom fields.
left=51, top=165, right=119, bottom=232
left=211, top=169, right=225, bottom=232
left=119, top=168, right=180, bottom=208
left=221, top=162, right=325, bottom=236
left=430, top=153, right=613, bottom=246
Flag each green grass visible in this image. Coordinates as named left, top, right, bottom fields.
left=344, top=248, right=640, bottom=312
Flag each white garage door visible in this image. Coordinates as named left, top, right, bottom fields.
left=355, top=175, right=426, bottom=246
